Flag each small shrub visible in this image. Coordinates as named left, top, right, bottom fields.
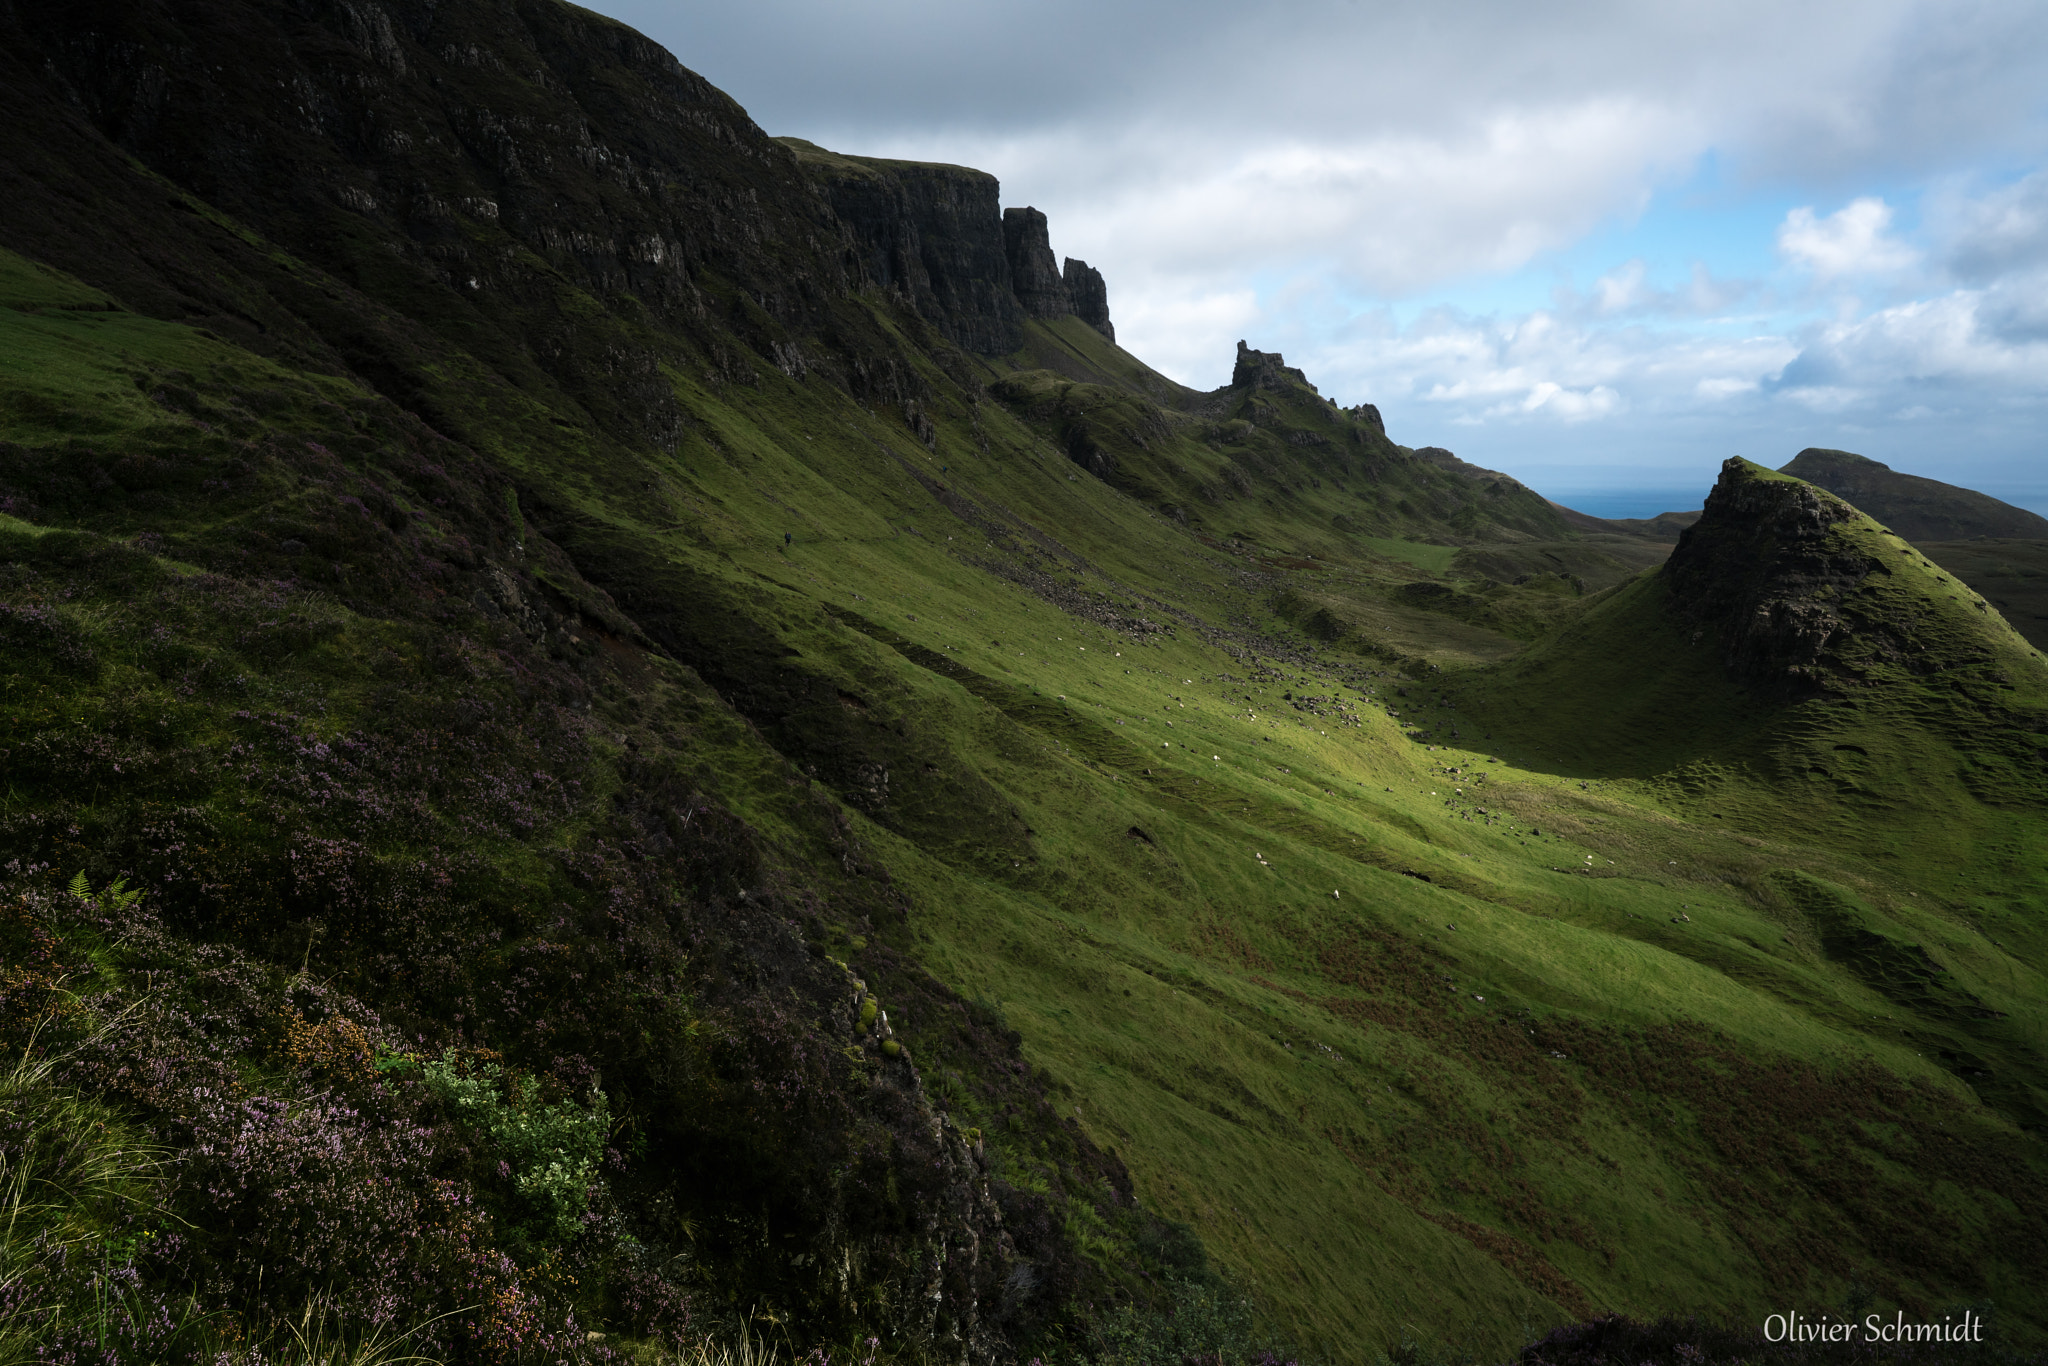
left=1083, top=1277, right=1285, bottom=1366
left=423, top=1051, right=608, bottom=1246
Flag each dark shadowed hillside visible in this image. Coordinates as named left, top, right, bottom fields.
left=1781, top=447, right=2048, bottom=542
left=0, top=3, right=2044, bottom=1364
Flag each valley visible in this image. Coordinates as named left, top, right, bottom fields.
left=0, top=3, right=2042, bottom=1363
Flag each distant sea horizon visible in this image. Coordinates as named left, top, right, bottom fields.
left=1545, top=488, right=2048, bottom=525
left=1544, top=490, right=1704, bottom=521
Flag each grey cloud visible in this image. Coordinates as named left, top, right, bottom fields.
left=591, top=0, right=2048, bottom=307
left=1976, top=271, right=2048, bottom=344
left=602, top=0, right=2048, bottom=178
left=1937, top=171, right=2048, bottom=282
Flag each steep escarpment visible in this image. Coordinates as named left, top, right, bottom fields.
left=0, top=0, right=931, bottom=462
left=779, top=138, right=1026, bottom=354
left=777, top=143, right=1120, bottom=355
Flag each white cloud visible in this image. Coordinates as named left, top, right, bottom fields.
left=1263, top=301, right=1797, bottom=433
left=1789, top=289, right=2048, bottom=385
left=1107, top=277, right=1261, bottom=382
left=872, top=97, right=1685, bottom=300
left=1777, top=198, right=1918, bottom=278
left=1593, top=261, right=1649, bottom=314
left=1555, top=261, right=1757, bottom=320
left=1782, top=385, right=1865, bottom=413
left=1511, top=382, right=1622, bottom=420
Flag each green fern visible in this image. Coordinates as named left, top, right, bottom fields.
left=64, top=874, right=142, bottom=912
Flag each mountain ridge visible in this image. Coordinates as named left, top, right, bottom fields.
left=1781, top=446, right=2048, bottom=542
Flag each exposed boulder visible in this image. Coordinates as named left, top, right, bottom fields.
left=1003, top=207, right=1073, bottom=320
left=1062, top=257, right=1113, bottom=340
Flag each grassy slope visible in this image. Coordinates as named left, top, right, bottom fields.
left=416, top=300, right=2048, bottom=1354
left=4, top=124, right=2048, bottom=1366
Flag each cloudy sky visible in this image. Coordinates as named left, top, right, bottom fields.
left=593, top=0, right=2048, bottom=515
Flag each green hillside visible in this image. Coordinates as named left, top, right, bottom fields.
left=0, top=4, right=2044, bottom=1365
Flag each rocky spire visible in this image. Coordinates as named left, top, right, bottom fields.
left=1232, top=340, right=1317, bottom=392
left=1062, top=257, right=1113, bottom=341
left=1002, top=207, right=1073, bottom=319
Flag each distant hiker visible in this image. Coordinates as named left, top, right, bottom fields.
left=784, top=532, right=792, bottom=546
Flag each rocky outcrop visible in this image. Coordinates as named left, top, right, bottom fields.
left=1063, top=257, right=1112, bottom=340
left=1232, top=340, right=1317, bottom=392
left=777, top=151, right=1115, bottom=353
left=1663, top=458, right=1882, bottom=696
left=1002, top=207, right=1073, bottom=320
left=1780, top=448, right=2048, bottom=542
left=781, top=140, right=1025, bottom=355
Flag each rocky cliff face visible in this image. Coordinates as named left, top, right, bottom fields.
left=1062, top=257, right=1113, bottom=340
left=1663, top=458, right=1883, bottom=696
left=1002, top=206, right=1073, bottom=321
left=774, top=150, right=1117, bottom=355
left=781, top=140, right=1026, bottom=355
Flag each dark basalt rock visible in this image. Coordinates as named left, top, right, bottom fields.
left=1231, top=340, right=1316, bottom=392
left=777, top=150, right=1114, bottom=353
left=783, top=140, right=1025, bottom=355
left=1062, top=256, right=1113, bottom=340
left=1003, top=207, right=1072, bottom=320
left=1663, top=457, right=1883, bottom=696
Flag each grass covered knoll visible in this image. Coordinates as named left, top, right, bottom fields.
left=1, top=3, right=2047, bottom=1362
